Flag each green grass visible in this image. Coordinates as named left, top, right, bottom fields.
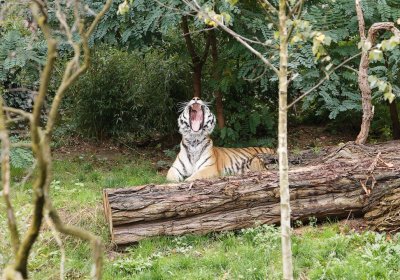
left=1, top=152, right=400, bottom=279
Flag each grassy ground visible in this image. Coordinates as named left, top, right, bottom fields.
left=1, top=148, right=400, bottom=279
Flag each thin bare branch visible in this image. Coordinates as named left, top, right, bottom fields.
left=3, top=1, right=112, bottom=278
left=343, top=65, right=359, bottom=73
left=11, top=142, right=33, bottom=149
left=260, top=0, right=279, bottom=14
left=46, top=0, right=113, bottom=137
left=153, top=0, right=193, bottom=16
left=288, top=0, right=304, bottom=19
left=183, top=25, right=217, bottom=36
left=47, top=207, right=103, bottom=280
left=287, top=52, right=362, bottom=109
left=55, top=0, right=74, bottom=45
left=355, top=0, right=366, bottom=41
left=3, top=107, right=33, bottom=121
left=0, top=97, right=20, bottom=256
left=185, top=0, right=279, bottom=75
left=5, top=87, right=37, bottom=94
left=287, top=0, right=304, bottom=41
left=85, top=0, right=114, bottom=38
left=45, top=212, right=65, bottom=280
left=286, top=1, right=293, bottom=18
left=257, top=0, right=279, bottom=27
left=16, top=161, right=37, bottom=188
left=244, top=67, right=268, bottom=82
left=236, top=33, right=278, bottom=49
left=6, top=117, right=29, bottom=125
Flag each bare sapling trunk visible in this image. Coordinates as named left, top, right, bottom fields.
left=278, top=1, right=293, bottom=279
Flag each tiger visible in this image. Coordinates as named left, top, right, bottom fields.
left=166, top=97, right=275, bottom=182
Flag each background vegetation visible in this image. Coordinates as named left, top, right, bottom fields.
left=2, top=0, right=399, bottom=147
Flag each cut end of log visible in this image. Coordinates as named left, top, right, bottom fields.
left=103, top=189, right=115, bottom=243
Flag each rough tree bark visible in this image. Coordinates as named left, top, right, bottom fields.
left=388, top=101, right=400, bottom=140
left=277, top=1, right=293, bottom=279
left=181, top=16, right=211, bottom=98
left=209, top=29, right=225, bottom=128
left=355, top=0, right=400, bottom=144
left=103, top=140, right=400, bottom=246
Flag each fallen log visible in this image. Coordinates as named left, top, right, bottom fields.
left=103, top=141, right=400, bottom=246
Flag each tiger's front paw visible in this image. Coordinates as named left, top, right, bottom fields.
left=166, top=167, right=183, bottom=182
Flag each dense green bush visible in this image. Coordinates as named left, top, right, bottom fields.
left=65, top=47, right=190, bottom=139
left=211, top=93, right=277, bottom=148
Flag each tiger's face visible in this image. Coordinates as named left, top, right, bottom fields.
left=178, top=97, right=216, bottom=136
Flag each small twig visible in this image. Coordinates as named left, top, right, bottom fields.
left=260, top=0, right=279, bottom=14
left=185, top=0, right=279, bottom=75
left=3, top=107, right=33, bottom=121
left=6, top=116, right=29, bottom=125
left=286, top=1, right=293, bottom=18
left=343, top=65, right=359, bottom=74
left=244, top=67, right=268, bottom=82
left=288, top=72, right=299, bottom=84
left=16, top=161, right=37, bottom=188
left=183, top=25, right=217, bottom=36
left=288, top=0, right=304, bottom=19
left=45, top=212, right=65, bottom=280
left=378, top=157, right=394, bottom=168
left=367, top=152, right=381, bottom=174
left=0, top=97, right=21, bottom=255
left=287, top=0, right=304, bottom=41
left=5, top=87, right=38, bottom=94
left=47, top=207, right=103, bottom=280
left=11, top=142, right=33, bottom=149
left=360, top=179, right=370, bottom=195
left=153, top=0, right=192, bottom=15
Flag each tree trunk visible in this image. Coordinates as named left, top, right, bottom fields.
left=103, top=141, right=400, bottom=246
left=209, top=29, right=225, bottom=128
left=355, top=0, right=373, bottom=144
left=278, top=1, right=293, bottom=279
left=193, top=64, right=202, bottom=98
left=388, top=101, right=400, bottom=140
left=181, top=16, right=211, bottom=98
left=354, top=0, right=400, bottom=144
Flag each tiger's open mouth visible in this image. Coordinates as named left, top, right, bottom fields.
left=189, top=103, right=204, bottom=132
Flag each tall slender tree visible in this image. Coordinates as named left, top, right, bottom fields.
left=181, top=15, right=211, bottom=98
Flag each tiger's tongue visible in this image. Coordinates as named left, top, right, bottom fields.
left=190, top=105, right=203, bottom=132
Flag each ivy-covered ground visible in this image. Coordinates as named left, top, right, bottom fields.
left=1, top=134, right=400, bottom=280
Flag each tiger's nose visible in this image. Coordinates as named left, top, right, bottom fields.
left=192, top=97, right=200, bottom=102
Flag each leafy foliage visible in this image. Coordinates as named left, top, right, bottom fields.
left=9, top=136, right=34, bottom=169
left=0, top=9, right=46, bottom=114
left=65, top=46, right=190, bottom=139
